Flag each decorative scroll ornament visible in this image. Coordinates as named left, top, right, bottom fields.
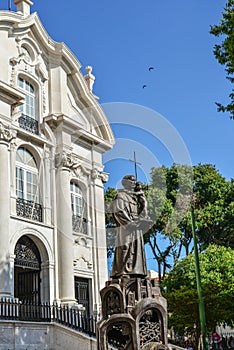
left=0, top=122, right=16, bottom=143
left=56, top=152, right=91, bottom=178
left=73, top=256, right=93, bottom=270
left=91, top=168, right=109, bottom=183
left=14, top=236, right=41, bottom=270
left=56, top=151, right=78, bottom=169
left=61, top=152, right=78, bottom=169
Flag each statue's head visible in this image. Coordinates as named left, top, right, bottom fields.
left=135, top=181, right=143, bottom=191
left=122, top=175, right=136, bottom=190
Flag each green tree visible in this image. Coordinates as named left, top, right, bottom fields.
left=104, top=187, right=117, bottom=257
left=146, top=164, right=234, bottom=280
left=163, top=245, right=234, bottom=339
left=210, top=0, right=234, bottom=119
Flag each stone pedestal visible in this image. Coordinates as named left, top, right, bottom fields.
left=97, top=275, right=168, bottom=350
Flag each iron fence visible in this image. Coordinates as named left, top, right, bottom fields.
left=16, top=198, right=43, bottom=222
left=0, top=298, right=97, bottom=338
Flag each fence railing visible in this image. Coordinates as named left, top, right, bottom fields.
left=16, top=198, right=43, bottom=222
left=18, top=114, right=39, bottom=135
left=0, top=298, right=97, bottom=338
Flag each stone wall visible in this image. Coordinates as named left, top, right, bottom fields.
left=0, top=321, right=97, bottom=350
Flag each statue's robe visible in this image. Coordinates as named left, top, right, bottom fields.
left=110, top=190, right=147, bottom=278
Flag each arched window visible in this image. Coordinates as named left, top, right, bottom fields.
left=70, top=182, right=87, bottom=233
left=16, top=147, right=42, bottom=222
left=18, top=77, right=38, bottom=134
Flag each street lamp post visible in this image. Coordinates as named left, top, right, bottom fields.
left=191, top=205, right=208, bottom=350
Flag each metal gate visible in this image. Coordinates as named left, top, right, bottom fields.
left=14, top=236, right=41, bottom=304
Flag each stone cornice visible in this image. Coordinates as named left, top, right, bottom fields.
left=0, top=80, right=25, bottom=106
left=0, top=10, right=115, bottom=146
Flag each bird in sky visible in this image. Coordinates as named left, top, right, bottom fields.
left=142, top=84, right=147, bottom=89
left=149, top=66, right=154, bottom=71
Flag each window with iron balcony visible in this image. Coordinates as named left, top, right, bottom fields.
left=18, top=76, right=39, bottom=135
left=16, top=147, right=42, bottom=222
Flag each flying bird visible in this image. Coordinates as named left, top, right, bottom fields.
left=142, top=85, right=147, bottom=89
left=149, top=66, right=154, bottom=71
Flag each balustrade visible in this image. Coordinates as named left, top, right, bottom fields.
left=18, top=114, right=39, bottom=134
left=16, top=198, right=42, bottom=222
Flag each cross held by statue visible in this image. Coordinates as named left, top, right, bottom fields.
left=129, top=151, right=141, bottom=181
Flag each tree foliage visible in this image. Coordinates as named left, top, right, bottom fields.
left=210, top=0, right=234, bottom=119
left=146, top=164, right=234, bottom=280
left=104, top=187, right=117, bottom=257
left=162, top=244, right=234, bottom=337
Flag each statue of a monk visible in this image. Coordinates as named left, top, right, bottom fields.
left=110, top=175, right=152, bottom=278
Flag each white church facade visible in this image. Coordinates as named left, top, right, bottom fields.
left=0, top=0, right=114, bottom=330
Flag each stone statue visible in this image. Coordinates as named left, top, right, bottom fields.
left=110, top=175, right=152, bottom=278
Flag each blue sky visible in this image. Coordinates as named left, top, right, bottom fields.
left=3, top=1, right=233, bottom=270
left=18, top=0, right=233, bottom=186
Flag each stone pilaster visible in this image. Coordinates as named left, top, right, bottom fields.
left=90, top=169, right=108, bottom=311
left=56, top=151, right=76, bottom=305
left=0, top=122, right=16, bottom=298
left=43, top=148, right=52, bottom=225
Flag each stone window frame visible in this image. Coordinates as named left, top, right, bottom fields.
left=18, top=76, right=36, bottom=120
left=16, top=146, right=40, bottom=203
left=70, top=181, right=83, bottom=217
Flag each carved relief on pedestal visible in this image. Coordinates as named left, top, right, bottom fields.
left=100, top=284, right=125, bottom=318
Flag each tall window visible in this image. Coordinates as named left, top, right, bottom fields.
left=18, top=78, right=35, bottom=119
left=70, top=182, right=87, bottom=233
left=70, top=182, right=83, bottom=217
left=18, top=77, right=38, bottom=134
left=16, top=147, right=42, bottom=221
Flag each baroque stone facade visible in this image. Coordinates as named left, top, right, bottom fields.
left=0, top=0, right=114, bottom=320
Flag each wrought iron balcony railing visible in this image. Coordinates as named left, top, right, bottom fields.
left=72, top=214, right=87, bottom=234
left=18, top=114, right=39, bottom=135
left=16, top=198, right=42, bottom=222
